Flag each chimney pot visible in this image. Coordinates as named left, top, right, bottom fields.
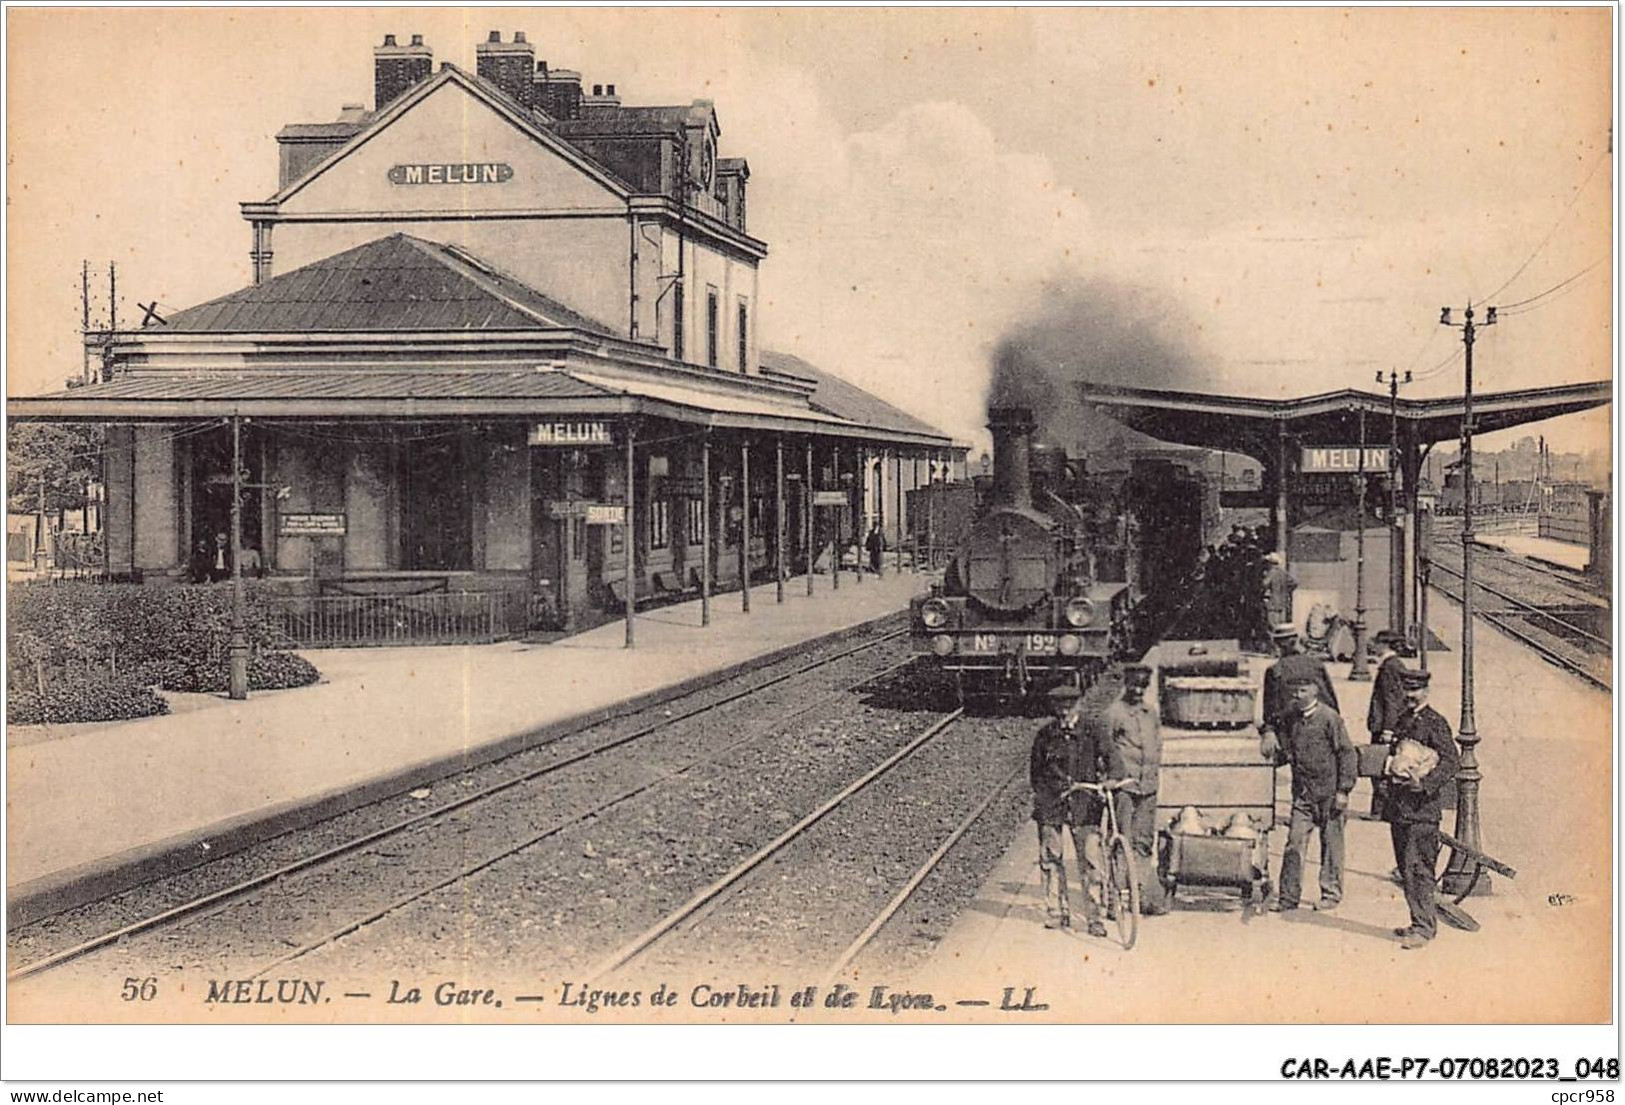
left=382, top=33, right=397, bottom=46
left=410, top=33, right=423, bottom=46
left=488, top=30, right=501, bottom=43
left=514, top=31, right=526, bottom=43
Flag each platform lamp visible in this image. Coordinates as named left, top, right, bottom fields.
left=1438, top=303, right=1496, bottom=896
left=1379, top=368, right=1414, bottom=647
left=1350, top=403, right=1372, bottom=681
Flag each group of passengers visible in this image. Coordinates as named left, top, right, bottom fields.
left=1029, top=622, right=1461, bottom=950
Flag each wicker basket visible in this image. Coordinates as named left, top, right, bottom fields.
left=1162, top=676, right=1256, bottom=728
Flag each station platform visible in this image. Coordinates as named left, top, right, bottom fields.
left=6, top=569, right=931, bottom=925
left=1473, top=531, right=1591, bottom=573
left=912, top=594, right=1613, bottom=1023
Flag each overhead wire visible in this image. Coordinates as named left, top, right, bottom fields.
left=1496, top=256, right=1606, bottom=314
left=1480, top=147, right=1608, bottom=304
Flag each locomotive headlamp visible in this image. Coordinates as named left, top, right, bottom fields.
left=931, top=635, right=954, bottom=656
left=1058, top=635, right=1082, bottom=656
left=1063, top=597, right=1096, bottom=628
left=921, top=598, right=950, bottom=629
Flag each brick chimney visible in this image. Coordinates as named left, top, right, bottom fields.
left=476, top=30, right=535, bottom=108
left=536, top=65, right=583, bottom=120
left=374, top=33, right=432, bottom=112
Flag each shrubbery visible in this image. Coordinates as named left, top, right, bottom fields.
left=7, top=580, right=322, bottom=724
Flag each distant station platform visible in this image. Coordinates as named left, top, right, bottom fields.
left=6, top=569, right=929, bottom=924
left=908, top=594, right=1610, bottom=1023
left=1474, top=532, right=1590, bottom=573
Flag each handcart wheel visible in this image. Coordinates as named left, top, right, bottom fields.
left=1107, top=835, right=1140, bottom=950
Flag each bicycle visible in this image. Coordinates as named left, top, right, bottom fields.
left=1070, top=779, right=1139, bottom=949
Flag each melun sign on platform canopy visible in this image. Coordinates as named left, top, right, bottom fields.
left=1301, top=446, right=1390, bottom=473
left=529, top=421, right=613, bottom=446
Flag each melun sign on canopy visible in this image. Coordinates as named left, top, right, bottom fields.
left=388, top=163, right=514, bottom=185
left=1301, top=446, right=1390, bottom=473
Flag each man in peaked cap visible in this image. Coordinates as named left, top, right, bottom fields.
left=1030, top=682, right=1128, bottom=938
left=1101, top=664, right=1168, bottom=915
left=1261, top=622, right=1340, bottom=744
left=1366, top=630, right=1411, bottom=830
left=1383, top=668, right=1460, bottom=949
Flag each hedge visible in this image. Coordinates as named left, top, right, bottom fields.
left=7, top=580, right=321, bottom=723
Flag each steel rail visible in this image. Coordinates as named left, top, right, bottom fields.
left=583, top=709, right=966, bottom=983
left=1428, top=578, right=1610, bottom=692
left=1428, top=559, right=1610, bottom=650
left=818, top=764, right=1022, bottom=991
left=233, top=652, right=924, bottom=980
left=1431, top=537, right=1605, bottom=603
left=8, top=628, right=911, bottom=985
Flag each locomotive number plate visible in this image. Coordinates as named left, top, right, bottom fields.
left=961, top=634, right=1058, bottom=655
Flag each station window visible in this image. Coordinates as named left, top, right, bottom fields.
left=686, top=497, right=705, bottom=545
left=673, top=283, right=685, bottom=362
left=706, top=287, right=719, bottom=368
left=399, top=434, right=472, bottom=570
left=737, top=299, right=749, bottom=373
left=650, top=498, right=671, bottom=550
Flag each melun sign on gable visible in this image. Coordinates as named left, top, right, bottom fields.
left=388, top=163, right=514, bottom=185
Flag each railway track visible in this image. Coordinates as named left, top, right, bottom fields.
left=8, top=626, right=915, bottom=986
left=580, top=709, right=1036, bottom=987
left=1428, top=557, right=1610, bottom=691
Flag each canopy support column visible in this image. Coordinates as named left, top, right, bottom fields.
left=701, top=432, right=711, bottom=627
left=624, top=419, right=637, bottom=649
left=775, top=437, right=785, bottom=604
left=740, top=438, right=751, bottom=613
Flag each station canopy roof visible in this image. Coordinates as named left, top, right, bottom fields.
left=1079, top=380, right=1613, bottom=458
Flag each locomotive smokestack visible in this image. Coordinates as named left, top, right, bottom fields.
left=987, top=406, right=1036, bottom=511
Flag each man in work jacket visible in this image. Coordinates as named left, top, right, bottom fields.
left=1365, top=629, right=1410, bottom=829
left=1262, top=677, right=1357, bottom=911
left=1030, top=682, right=1129, bottom=939
left=1101, top=663, right=1167, bottom=915
left=1261, top=622, right=1340, bottom=743
left=1383, top=668, right=1461, bottom=949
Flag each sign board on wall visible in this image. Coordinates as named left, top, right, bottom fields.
left=585, top=505, right=627, bottom=526
left=279, top=513, right=347, bottom=537
left=1301, top=446, right=1390, bottom=473
left=529, top=421, right=613, bottom=446
left=388, top=163, right=514, bottom=185
left=812, top=491, right=847, bottom=507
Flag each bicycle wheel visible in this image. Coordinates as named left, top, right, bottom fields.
left=1107, top=834, right=1139, bottom=950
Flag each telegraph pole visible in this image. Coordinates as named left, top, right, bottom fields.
left=1350, top=404, right=1371, bottom=680
left=1439, top=302, right=1496, bottom=895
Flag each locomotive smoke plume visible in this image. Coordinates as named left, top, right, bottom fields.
left=987, top=279, right=1211, bottom=454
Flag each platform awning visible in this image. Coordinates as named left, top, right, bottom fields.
left=7, top=366, right=961, bottom=450
left=1079, top=380, right=1613, bottom=456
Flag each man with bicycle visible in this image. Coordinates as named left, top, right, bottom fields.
left=1101, top=664, right=1168, bottom=916
left=1030, top=682, right=1129, bottom=938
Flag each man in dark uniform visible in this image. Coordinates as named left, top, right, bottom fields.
left=1101, top=664, right=1167, bottom=916
left=1262, top=678, right=1357, bottom=911
left=1030, top=682, right=1129, bottom=938
left=1383, top=669, right=1460, bottom=949
left=1261, top=623, right=1340, bottom=746
left=1366, top=630, right=1409, bottom=828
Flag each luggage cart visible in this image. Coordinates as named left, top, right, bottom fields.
left=1143, top=640, right=1277, bottom=911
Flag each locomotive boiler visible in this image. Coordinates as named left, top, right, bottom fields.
left=910, top=407, right=1133, bottom=693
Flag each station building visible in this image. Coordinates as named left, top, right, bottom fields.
left=13, top=31, right=966, bottom=636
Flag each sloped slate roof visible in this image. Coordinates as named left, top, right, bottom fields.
left=162, top=234, right=616, bottom=334
left=760, top=350, right=951, bottom=441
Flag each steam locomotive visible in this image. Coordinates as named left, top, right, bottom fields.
left=909, top=406, right=1208, bottom=694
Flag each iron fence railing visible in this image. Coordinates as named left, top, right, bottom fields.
left=272, top=590, right=528, bottom=648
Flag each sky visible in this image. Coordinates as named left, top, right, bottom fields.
left=4, top=7, right=1615, bottom=458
